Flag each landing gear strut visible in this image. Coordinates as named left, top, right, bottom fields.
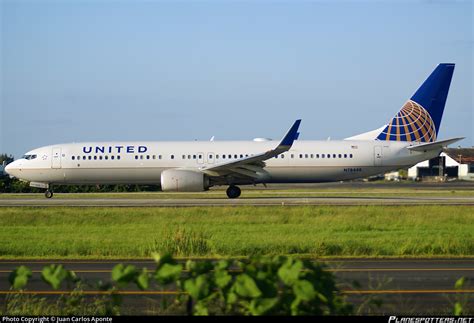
left=44, top=190, right=54, bottom=199
left=226, top=185, right=241, bottom=199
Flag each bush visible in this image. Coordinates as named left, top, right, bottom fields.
left=4, top=255, right=353, bottom=316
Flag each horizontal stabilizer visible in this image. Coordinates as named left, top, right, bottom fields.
left=407, top=137, right=464, bottom=152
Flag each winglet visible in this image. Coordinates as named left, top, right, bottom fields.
left=279, top=119, right=301, bottom=147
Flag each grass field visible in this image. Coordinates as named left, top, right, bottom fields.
left=0, top=205, right=472, bottom=259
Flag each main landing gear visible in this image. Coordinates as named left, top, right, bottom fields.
left=44, top=190, right=54, bottom=199
left=226, top=185, right=241, bottom=199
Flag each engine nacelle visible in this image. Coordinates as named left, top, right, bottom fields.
left=160, top=169, right=209, bottom=192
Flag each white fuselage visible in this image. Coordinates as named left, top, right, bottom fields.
left=6, top=140, right=440, bottom=187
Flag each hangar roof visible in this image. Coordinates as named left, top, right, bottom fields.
left=443, top=148, right=474, bottom=164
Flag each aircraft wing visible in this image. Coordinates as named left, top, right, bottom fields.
left=198, top=120, right=301, bottom=179
left=407, top=137, right=464, bottom=152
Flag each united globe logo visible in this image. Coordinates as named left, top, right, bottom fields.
left=377, top=100, right=437, bottom=142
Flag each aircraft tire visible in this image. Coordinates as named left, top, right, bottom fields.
left=226, top=185, right=241, bottom=199
left=45, top=190, right=53, bottom=199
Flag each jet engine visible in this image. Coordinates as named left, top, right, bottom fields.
left=160, top=169, right=209, bottom=192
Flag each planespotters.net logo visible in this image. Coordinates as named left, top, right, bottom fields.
left=389, top=317, right=474, bottom=323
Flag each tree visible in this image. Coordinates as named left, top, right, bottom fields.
left=0, top=153, right=14, bottom=166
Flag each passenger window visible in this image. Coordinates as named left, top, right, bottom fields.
left=350, top=154, right=353, bottom=158
left=182, top=155, right=185, bottom=159
left=299, top=154, right=303, bottom=158
left=117, top=156, right=121, bottom=160
left=159, top=155, right=162, bottom=159
left=234, top=154, right=237, bottom=159
left=147, top=155, right=150, bottom=160
left=135, top=156, right=138, bottom=160
left=291, top=154, right=294, bottom=159
left=245, top=154, right=249, bottom=157
left=327, top=154, right=331, bottom=159
left=171, top=155, right=174, bottom=159
left=216, top=155, right=219, bottom=159
left=153, top=155, right=156, bottom=159
left=322, top=154, right=325, bottom=158
left=222, top=155, right=226, bottom=159
left=83, top=156, right=86, bottom=160
left=140, top=155, right=143, bottom=160
left=99, top=156, right=103, bottom=160
left=344, top=154, right=347, bottom=158
left=199, top=155, right=202, bottom=159
left=305, top=154, right=308, bottom=158
left=72, top=156, right=75, bottom=160
left=193, top=155, right=196, bottom=159
left=105, top=156, right=108, bottom=160
left=228, top=154, right=231, bottom=159
left=240, top=154, right=243, bottom=158
left=281, top=154, right=284, bottom=159
left=111, top=156, right=115, bottom=160
left=338, top=154, right=342, bottom=158
left=316, top=154, right=319, bottom=158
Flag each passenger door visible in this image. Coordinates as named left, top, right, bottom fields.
left=52, top=148, right=62, bottom=169
left=374, top=146, right=383, bottom=166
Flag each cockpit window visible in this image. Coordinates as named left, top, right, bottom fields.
left=22, top=154, right=37, bottom=160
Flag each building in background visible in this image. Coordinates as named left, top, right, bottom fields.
left=408, top=148, right=474, bottom=181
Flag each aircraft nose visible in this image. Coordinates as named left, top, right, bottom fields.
left=4, top=161, right=18, bottom=177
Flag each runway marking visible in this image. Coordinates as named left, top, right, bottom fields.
left=343, top=290, right=474, bottom=295
left=0, top=291, right=184, bottom=295
left=0, top=258, right=473, bottom=263
left=330, top=268, right=474, bottom=272
left=1, top=268, right=474, bottom=273
left=0, top=290, right=473, bottom=295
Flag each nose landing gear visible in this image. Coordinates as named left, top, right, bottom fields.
left=44, top=190, right=54, bottom=199
left=226, top=185, right=241, bottom=199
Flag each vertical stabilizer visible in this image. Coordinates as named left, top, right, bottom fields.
left=376, top=63, right=455, bottom=142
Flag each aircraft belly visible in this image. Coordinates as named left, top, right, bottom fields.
left=266, top=166, right=396, bottom=183
left=54, top=168, right=164, bottom=185
left=14, top=169, right=65, bottom=183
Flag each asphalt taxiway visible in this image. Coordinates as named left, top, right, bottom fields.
left=1, top=196, right=474, bottom=207
left=0, top=258, right=472, bottom=314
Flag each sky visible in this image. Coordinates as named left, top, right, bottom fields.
left=1, top=0, right=472, bottom=158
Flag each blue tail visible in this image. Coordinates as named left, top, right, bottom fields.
left=376, top=63, right=455, bottom=142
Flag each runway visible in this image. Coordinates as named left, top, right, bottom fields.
left=1, top=196, right=474, bottom=207
left=1, top=258, right=473, bottom=314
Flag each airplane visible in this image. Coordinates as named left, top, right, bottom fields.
left=5, top=63, right=463, bottom=199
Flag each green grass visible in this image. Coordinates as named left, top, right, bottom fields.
left=0, top=205, right=473, bottom=259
